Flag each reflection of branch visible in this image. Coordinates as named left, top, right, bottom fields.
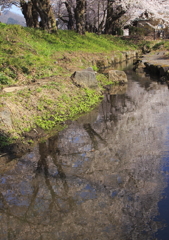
left=24, top=185, right=39, bottom=218
left=36, top=142, right=49, bottom=175
left=83, top=123, right=106, bottom=149
left=101, top=94, right=112, bottom=130
left=0, top=192, right=8, bottom=209
left=36, top=138, right=75, bottom=211
left=44, top=174, right=60, bottom=212
left=48, top=137, right=67, bottom=180
left=48, top=137, right=75, bottom=209
left=37, top=140, right=61, bottom=211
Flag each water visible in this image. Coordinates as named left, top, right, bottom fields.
left=1, top=65, right=169, bottom=239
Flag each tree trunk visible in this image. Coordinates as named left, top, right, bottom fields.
left=64, top=1, right=74, bottom=30
left=20, top=0, right=57, bottom=32
left=97, top=2, right=106, bottom=35
left=105, top=0, right=125, bottom=34
left=32, top=0, right=57, bottom=32
left=32, top=6, right=39, bottom=28
left=74, top=0, right=86, bottom=35
left=20, top=0, right=38, bottom=28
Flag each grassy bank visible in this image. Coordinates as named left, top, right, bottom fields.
left=0, top=23, right=137, bottom=86
left=0, top=23, right=139, bottom=152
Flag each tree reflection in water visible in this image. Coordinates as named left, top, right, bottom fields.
left=1, top=72, right=169, bottom=239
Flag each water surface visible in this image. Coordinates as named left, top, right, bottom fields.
left=1, top=66, right=169, bottom=240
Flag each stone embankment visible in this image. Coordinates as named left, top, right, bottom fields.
left=95, top=50, right=140, bottom=70
left=71, top=50, right=140, bottom=88
left=135, top=51, right=169, bottom=83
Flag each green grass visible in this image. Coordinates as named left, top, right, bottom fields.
left=2, top=81, right=102, bottom=133
left=34, top=88, right=102, bottom=130
left=0, top=23, right=140, bottom=148
left=0, top=23, right=137, bottom=86
left=152, top=41, right=165, bottom=50
left=163, top=41, right=169, bottom=51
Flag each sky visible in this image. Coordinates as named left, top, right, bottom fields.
left=3, top=0, right=169, bottom=25
left=10, top=5, right=23, bottom=16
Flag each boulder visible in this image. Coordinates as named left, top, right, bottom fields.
left=133, top=59, right=142, bottom=65
left=135, top=63, right=146, bottom=73
left=159, top=66, right=169, bottom=77
left=160, top=76, right=168, bottom=83
left=104, top=70, right=128, bottom=84
left=144, top=63, right=169, bottom=77
left=133, top=59, right=145, bottom=73
left=71, top=68, right=98, bottom=88
left=109, top=85, right=127, bottom=95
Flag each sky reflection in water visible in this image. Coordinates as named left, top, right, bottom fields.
left=1, top=67, right=169, bottom=239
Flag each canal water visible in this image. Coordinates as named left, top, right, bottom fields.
left=1, top=64, right=169, bottom=240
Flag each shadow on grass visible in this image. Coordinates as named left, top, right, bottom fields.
left=0, top=131, right=11, bottom=152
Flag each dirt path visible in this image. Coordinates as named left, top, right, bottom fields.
left=2, top=75, right=67, bottom=93
left=2, top=86, right=28, bottom=93
left=142, top=51, right=169, bottom=66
